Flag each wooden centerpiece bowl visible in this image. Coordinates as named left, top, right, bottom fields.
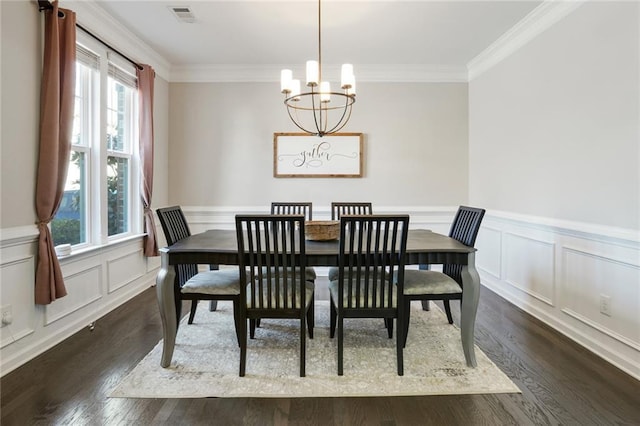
left=305, top=220, right=340, bottom=241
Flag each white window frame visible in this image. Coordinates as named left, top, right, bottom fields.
left=52, top=32, right=142, bottom=252
left=68, top=58, right=94, bottom=250
left=105, top=53, right=140, bottom=242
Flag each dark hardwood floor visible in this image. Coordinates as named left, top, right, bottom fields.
left=1, top=278, right=639, bottom=425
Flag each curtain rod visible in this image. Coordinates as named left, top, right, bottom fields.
left=38, top=0, right=143, bottom=71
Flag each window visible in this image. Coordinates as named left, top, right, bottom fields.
left=51, top=35, right=141, bottom=249
left=106, top=63, right=137, bottom=236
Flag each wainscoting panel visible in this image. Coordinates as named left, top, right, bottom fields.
left=478, top=211, right=640, bottom=380
left=45, top=265, right=103, bottom=325
left=0, top=227, right=157, bottom=376
left=146, top=253, right=161, bottom=273
left=107, top=248, right=146, bottom=293
left=476, top=226, right=502, bottom=280
left=0, top=253, right=36, bottom=348
left=561, top=246, right=640, bottom=349
left=503, top=231, right=556, bottom=306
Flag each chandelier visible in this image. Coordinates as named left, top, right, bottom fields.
left=280, top=0, right=356, bottom=137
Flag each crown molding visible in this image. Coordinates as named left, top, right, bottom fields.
left=63, top=0, right=171, bottom=81
left=169, top=63, right=468, bottom=83
left=63, top=0, right=587, bottom=84
left=467, top=0, right=587, bottom=80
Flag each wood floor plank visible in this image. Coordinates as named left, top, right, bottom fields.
left=1, top=280, right=639, bottom=425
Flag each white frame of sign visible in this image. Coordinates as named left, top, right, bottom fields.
left=273, top=132, right=363, bottom=178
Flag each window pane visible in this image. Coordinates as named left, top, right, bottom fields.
left=107, top=156, right=129, bottom=236
left=106, top=73, right=134, bottom=238
left=52, top=151, right=87, bottom=246
left=72, top=62, right=91, bottom=146
left=106, top=78, right=129, bottom=152
left=52, top=60, right=93, bottom=247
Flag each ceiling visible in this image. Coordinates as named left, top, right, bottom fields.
left=92, top=0, right=543, bottom=75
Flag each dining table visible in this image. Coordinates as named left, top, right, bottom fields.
left=156, top=228, right=481, bottom=368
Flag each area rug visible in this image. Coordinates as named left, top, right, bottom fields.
left=110, top=301, right=520, bottom=398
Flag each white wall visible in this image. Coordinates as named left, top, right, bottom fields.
left=469, top=1, right=639, bottom=230
left=168, top=82, right=469, bottom=208
left=0, top=0, right=41, bottom=228
left=0, top=0, right=168, bottom=376
left=153, top=76, right=170, bottom=211
left=469, top=1, right=640, bottom=379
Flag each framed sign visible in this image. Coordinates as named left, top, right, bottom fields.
left=274, top=132, right=363, bottom=178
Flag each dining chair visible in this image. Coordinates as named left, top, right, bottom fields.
left=328, top=202, right=373, bottom=282
left=271, top=202, right=313, bottom=220
left=329, top=215, right=409, bottom=376
left=235, top=214, right=315, bottom=377
left=269, top=202, right=316, bottom=283
left=330, top=202, right=373, bottom=220
left=400, top=205, right=485, bottom=347
left=156, top=206, right=242, bottom=343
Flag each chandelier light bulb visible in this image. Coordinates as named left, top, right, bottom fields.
left=306, top=60, right=319, bottom=86
left=280, top=69, right=292, bottom=93
left=341, top=64, right=354, bottom=89
left=320, top=81, right=331, bottom=102
left=291, top=79, right=301, bottom=101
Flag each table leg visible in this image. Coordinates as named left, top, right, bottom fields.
left=419, top=264, right=431, bottom=311
left=460, top=252, right=480, bottom=367
left=156, top=249, right=177, bottom=368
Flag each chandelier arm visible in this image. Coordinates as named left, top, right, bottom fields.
left=310, top=87, right=323, bottom=136
left=322, top=103, right=328, bottom=134
left=320, top=101, right=327, bottom=135
left=286, top=101, right=314, bottom=134
left=326, top=104, right=353, bottom=134
left=324, top=95, right=353, bottom=134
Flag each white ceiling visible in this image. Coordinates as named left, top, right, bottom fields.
left=93, top=0, right=543, bottom=75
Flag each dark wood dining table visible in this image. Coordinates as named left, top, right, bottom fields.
left=156, top=229, right=481, bottom=368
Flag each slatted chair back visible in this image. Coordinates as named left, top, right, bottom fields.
left=271, top=202, right=313, bottom=221
left=331, top=202, right=373, bottom=220
left=336, top=215, right=409, bottom=313
left=156, top=206, right=198, bottom=286
left=443, top=206, right=486, bottom=286
left=327, top=203, right=373, bottom=281
left=235, top=214, right=313, bottom=377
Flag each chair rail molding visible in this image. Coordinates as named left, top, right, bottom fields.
left=181, top=205, right=457, bottom=235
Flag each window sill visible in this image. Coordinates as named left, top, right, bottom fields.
left=56, top=233, right=147, bottom=262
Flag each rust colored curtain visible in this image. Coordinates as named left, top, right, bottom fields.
left=137, top=65, right=158, bottom=257
left=34, top=1, right=76, bottom=305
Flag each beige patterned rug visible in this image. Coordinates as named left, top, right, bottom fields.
left=110, top=301, right=520, bottom=398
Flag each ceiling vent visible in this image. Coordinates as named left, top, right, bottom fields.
left=169, top=6, right=196, bottom=23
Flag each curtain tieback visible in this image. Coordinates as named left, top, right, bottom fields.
left=36, top=220, right=51, bottom=228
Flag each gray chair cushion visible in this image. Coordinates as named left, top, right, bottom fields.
left=329, top=279, right=397, bottom=308
left=400, top=269, right=462, bottom=295
left=328, top=266, right=386, bottom=282
left=247, top=279, right=315, bottom=309
left=260, top=266, right=316, bottom=282
left=181, top=269, right=242, bottom=295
